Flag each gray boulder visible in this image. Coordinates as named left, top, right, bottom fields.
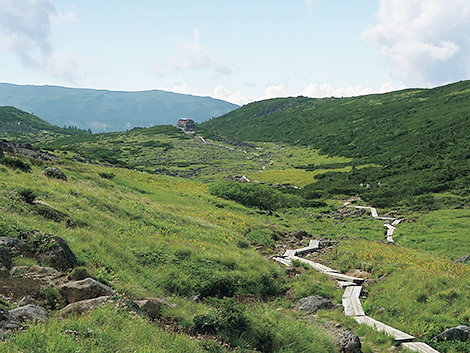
left=34, top=237, right=78, bottom=271
left=40, top=167, right=67, bottom=181
left=0, top=266, right=9, bottom=278
left=10, top=266, right=29, bottom=277
left=290, top=230, right=308, bottom=240
left=454, top=255, right=470, bottom=264
left=59, top=296, right=113, bottom=316
left=295, top=295, right=333, bottom=313
left=335, top=330, right=362, bottom=353
left=0, top=247, right=11, bottom=270
left=433, top=325, right=469, bottom=342
left=9, top=304, right=48, bottom=323
left=59, top=278, right=115, bottom=303
left=0, top=237, right=31, bottom=256
left=0, top=306, right=11, bottom=323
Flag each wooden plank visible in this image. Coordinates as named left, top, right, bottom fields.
left=353, top=316, right=415, bottom=342
left=349, top=206, right=371, bottom=209
left=289, top=256, right=339, bottom=273
left=342, top=297, right=365, bottom=316
left=309, top=240, right=320, bottom=249
left=401, top=342, right=440, bottom=353
left=326, top=272, right=364, bottom=284
left=370, top=208, right=379, bottom=218
left=392, top=219, right=402, bottom=225
left=376, top=216, right=397, bottom=221
left=350, top=285, right=362, bottom=298
left=343, top=286, right=355, bottom=299
left=283, top=249, right=297, bottom=257
left=337, top=281, right=357, bottom=288
left=274, top=257, right=291, bottom=267
left=343, top=285, right=362, bottom=299
left=295, top=246, right=318, bottom=255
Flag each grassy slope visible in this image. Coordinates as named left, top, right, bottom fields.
left=201, top=81, right=470, bottom=210
left=0, top=155, right=341, bottom=353
left=0, top=106, right=90, bottom=143
left=1, top=152, right=470, bottom=352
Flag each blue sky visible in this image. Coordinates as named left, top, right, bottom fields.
left=0, top=0, right=469, bottom=105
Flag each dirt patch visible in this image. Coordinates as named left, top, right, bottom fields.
left=0, top=278, right=45, bottom=300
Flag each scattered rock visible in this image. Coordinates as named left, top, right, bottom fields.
left=0, top=248, right=11, bottom=270
left=295, top=295, right=333, bottom=313
left=432, top=325, right=469, bottom=342
left=40, top=167, right=67, bottom=181
left=59, top=296, right=113, bottom=316
left=24, top=265, right=65, bottom=283
left=0, top=237, right=31, bottom=257
left=18, top=296, right=37, bottom=306
left=335, top=330, right=362, bottom=353
left=290, top=230, right=308, bottom=240
left=10, top=266, right=29, bottom=277
left=0, top=266, right=9, bottom=278
left=9, top=304, right=48, bottom=323
left=59, top=278, right=115, bottom=303
left=34, top=237, right=78, bottom=271
left=454, top=255, right=470, bottom=264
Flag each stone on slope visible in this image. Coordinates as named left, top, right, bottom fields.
left=295, top=295, right=333, bottom=313
left=59, top=278, right=115, bottom=303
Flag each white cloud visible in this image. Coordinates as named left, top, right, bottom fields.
left=213, top=85, right=253, bottom=105
left=264, top=84, right=287, bottom=99
left=0, top=0, right=78, bottom=82
left=159, top=83, right=192, bottom=95
left=362, top=0, right=470, bottom=87
left=152, top=29, right=233, bottom=76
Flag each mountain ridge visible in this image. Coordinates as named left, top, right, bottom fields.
left=0, top=82, right=239, bottom=133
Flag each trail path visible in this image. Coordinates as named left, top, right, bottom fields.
left=274, top=204, right=439, bottom=353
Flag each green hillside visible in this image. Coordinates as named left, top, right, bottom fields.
left=0, top=83, right=239, bottom=132
left=0, top=106, right=90, bottom=143
left=2, top=137, right=470, bottom=352
left=201, top=81, right=470, bottom=209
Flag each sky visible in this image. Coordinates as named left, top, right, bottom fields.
left=0, top=0, right=469, bottom=106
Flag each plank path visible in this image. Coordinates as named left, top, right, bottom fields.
left=274, top=204, right=439, bottom=353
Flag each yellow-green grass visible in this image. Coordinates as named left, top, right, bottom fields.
left=330, top=239, right=470, bottom=350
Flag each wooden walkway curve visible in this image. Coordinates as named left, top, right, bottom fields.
left=274, top=204, right=439, bottom=353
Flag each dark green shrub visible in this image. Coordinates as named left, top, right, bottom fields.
left=245, top=229, right=275, bottom=248
left=209, top=181, right=302, bottom=211
left=236, top=240, right=250, bottom=249
left=18, top=188, right=37, bottom=204
left=69, top=266, right=90, bottom=281
left=40, top=285, right=66, bottom=310
left=0, top=156, right=31, bottom=172
left=98, top=172, right=115, bottom=179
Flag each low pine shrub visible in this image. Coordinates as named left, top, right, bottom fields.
left=18, top=188, right=37, bottom=204
left=0, top=156, right=31, bottom=172
left=98, top=172, right=115, bottom=179
left=209, top=181, right=302, bottom=211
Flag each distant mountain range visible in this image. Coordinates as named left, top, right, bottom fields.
left=0, top=83, right=239, bottom=133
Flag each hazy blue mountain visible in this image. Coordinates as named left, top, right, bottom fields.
left=0, top=83, right=239, bottom=132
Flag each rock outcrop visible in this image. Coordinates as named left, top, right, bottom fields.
left=433, top=325, right=469, bottom=342
left=59, top=278, right=115, bottom=303
left=295, top=295, right=334, bottom=313
left=40, top=167, right=67, bottom=181
left=335, top=330, right=362, bottom=353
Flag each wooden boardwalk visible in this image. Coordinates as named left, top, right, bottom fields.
left=274, top=203, right=439, bottom=353
left=402, top=342, right=440, bottom=353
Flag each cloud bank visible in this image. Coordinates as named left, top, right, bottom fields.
left=362, top=0, right=470, bottom=87
left=153, top=29, right=233, bottom=77
left=0, top=0, right=78, bottom=81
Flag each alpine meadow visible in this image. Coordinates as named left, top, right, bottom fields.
left=1, top=79, right=470, bottom=353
